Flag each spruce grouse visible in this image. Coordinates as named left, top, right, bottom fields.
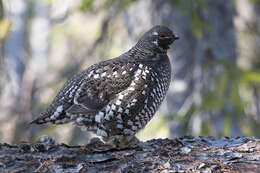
left=31, top=25, right=179, bottom=147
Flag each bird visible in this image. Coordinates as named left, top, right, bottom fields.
left=31, top=25, right=179, bottom=148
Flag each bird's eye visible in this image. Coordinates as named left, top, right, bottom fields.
left=158, top=32, right=168, bottom=38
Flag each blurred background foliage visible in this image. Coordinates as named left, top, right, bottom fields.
left=0, top=0, right=260, bottom=145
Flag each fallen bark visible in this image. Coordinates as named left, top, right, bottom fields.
left=0, top=135, right=260, bottom=172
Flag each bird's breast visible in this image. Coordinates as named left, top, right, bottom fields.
left=95, top=58, right=172, bottom=137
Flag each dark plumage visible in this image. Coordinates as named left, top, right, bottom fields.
left=31, top=25, right=179, bottom=147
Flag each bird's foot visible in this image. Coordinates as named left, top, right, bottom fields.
left=103, top=136, right=142, bottom=150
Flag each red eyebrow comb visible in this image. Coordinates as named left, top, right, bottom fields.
left=159, top=32, right=168, bottom=36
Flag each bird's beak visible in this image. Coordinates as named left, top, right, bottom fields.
left=168, top=34, right=179, bottom=45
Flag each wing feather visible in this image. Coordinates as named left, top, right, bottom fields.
left=66, top=58, right=138, bottom=114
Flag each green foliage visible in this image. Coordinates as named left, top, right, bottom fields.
left=241, top=70, right=260, bottom=83
left=189, top=0, right=208, bottom=37
left=240, top=118, right=254, bottom=136
left=222, top=115, right=231, bottom=136
left=104, top=0, right=114, bottom=8
left=249, top=0, right=260, bottom=3
left=0, top=0, right=3, bottom=18
left=80, top=0, right=94, bottom=11
left=170, top=0, right=211, bottom=37
left=201, top=60, right=256, bottom=113
left=201, top=122, right=211, bottom=136
left=162, top=104, right=197, bottom=135
left=159, top=59, right=260, bottom=137
left=170, top=0, right=182, bottom=7
left=119, top=0, right=137, bottom=9
left=201, top=61, right=260, bottom=136
left=79, top=0, right=137, bottom=12
left=0, top=18, right=11, bottom=42
left=104, top=0, right=138, bottom=9
left=190, top=12, right=203, bottom=37
left=202, top=72, right=227, bottom=111
left=104, top=0, right=137, bottom=9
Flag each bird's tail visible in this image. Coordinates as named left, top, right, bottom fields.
left=29, top=118, right=43, bottom=124
left=29, top=109, right=54, bottom=125
left=30, top=110, right=75, bottom=125
left=29, top=114, right=49, bottom=125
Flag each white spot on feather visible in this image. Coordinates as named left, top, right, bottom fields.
left=136, top=69, right=142, bottom=75
left=117, top=124, right=123, bottom=129
left=128, top=87, right=135, bottom=91
left=118, top=107, right=123, bottom=113
left=132, top=99, right=137, bottom=103
left=145, top=67, right=149, bottom=73
left=125, top=109, right=129, bottom=114
left=152, top=31, right=158, bottom=35
left=97, top=128, right=107, bottom=137
left=118, top=94, right=124, bottom=100
left=105, top=105, right=110, bottom=113
left=105, top=110, right=114, bottom=120
left=132, top=126, right=137, bottom=131
left=123, top=129, right=134, bottom=135
left=95, top=112, right=104, bottom=123
left=112, top=71, right=118, bottom=76
left=57, top=106, right=63, bottom=113
left=153, top=40, right=158, bottom=46
left=111, top=104, right=116, bottom=110
left=116, top=100, right=121, bottom=105
left=94, top=74, right=99, bottom=79
left=136, top=122, right=142, bottom=128
left=127, top=120, right=133, bottom=126
left=76, top=117, right=84, bottom=125
left=117, top=113, right=122, bottom=120
left=101, top=72, right=107, bottom=77
left=88, top=70, right=94, bottom=78
left=131, top=82, right=136, bottom=86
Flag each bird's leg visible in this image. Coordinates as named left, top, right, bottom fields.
left=119, top=136, right=142, bottom=149
left=103, top=135, right=142, bottom=149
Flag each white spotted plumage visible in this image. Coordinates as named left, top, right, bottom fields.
left=31, top=25, right=177, bottom=147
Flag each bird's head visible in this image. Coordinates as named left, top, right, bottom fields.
left=137, top=25, right=179, bottom=53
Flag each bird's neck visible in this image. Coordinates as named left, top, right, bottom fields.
left=126, top=42, right=166, bottom=59
left=135, top=40, right=167, bottom=54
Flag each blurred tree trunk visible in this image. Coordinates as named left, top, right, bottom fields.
left=235, top=0, right=260, bottom=136
left=124, top=0, right=238, bottom=137
left=13, top=0, right=50, bottom=142
left=0, top=0, right=28, bottom=143
left=0, top=0, right=4, bottom=75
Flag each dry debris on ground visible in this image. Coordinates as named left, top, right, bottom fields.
left=0, top=136, right=260, bottom=172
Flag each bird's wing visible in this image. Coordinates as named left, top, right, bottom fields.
left=31, top=58, right=139, bottom=124
left=66, top=58, right=139, bottom=115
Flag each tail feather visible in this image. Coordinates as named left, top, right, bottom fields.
left=30, top=111, right=75, bottom=125
left=30, top=112, right=50, bottom=125
left=30, top=104, right=77, bottom=125
left=30, top=117, right=45, bottom=124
